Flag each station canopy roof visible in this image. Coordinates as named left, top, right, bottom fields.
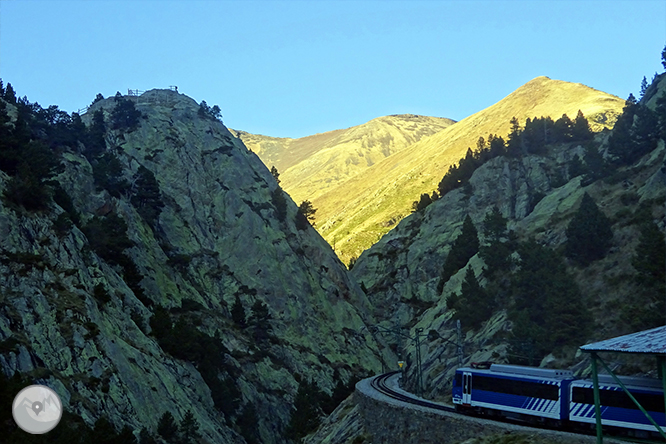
left=580, top=325, right=666, bottom=355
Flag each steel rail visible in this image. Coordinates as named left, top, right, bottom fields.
left=369, top=371, right=456, bottom=413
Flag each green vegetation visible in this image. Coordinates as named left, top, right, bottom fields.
left=93, top=283, right=111, bottom=307
left=437, top=215, right=479, bottom=293
left=231, top=294, right=247, bottom=327
left=271, top=188, right=288, bottom=222
left=130, top=166, right=164, bottom=228
left=622, top=221, right=666, bottom=330
left=564, top=192, right=613, bottom=266
left=608, top=94, right=660, bottom=165
left=479, top=207, right=513, bottom=275
left=411, top=191, right=438, bottom=213
left=149, top=306, right=242, bottom=419
left=82, top=213, right=150, bottom=306
left=92, top=152, right=130, bottom=198
left=417, top=111, right=596, bottom=212
left=270, top=165, right=280, bottom=184
left=248, top=300, right=273, bottom=343
left=155, top=411, right=199, bottom=444
left=445, top=208, right=592, bottom=356
left=446, top=266, right=494, bottom=330
left=83, top=214, right=134, bottom=266
left=0, top=83, right=71, bottom=211
left=285, top=379, right=323, bottom=441
left=111, top=93, right=142, bottom=132
left=197, top=100, right=222, bottom=121
left=296, top=200, right=317, bottom=230
left=509, top=241, right=592, bottom=363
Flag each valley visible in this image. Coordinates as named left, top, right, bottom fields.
left=0, top=61, right=663, bottom=444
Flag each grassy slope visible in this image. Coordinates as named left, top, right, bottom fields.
left=278, top=114, right=456, bottom=203
left=315, top=76, right=626, bottom=263
left=230, top=127, right=348, bottom=173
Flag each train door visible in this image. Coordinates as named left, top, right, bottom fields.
left=463, top=372, right=472, bottom=405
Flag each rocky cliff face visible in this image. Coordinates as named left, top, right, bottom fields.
left=351, top=74, right=666, bottom=401
left=0, top=89, right=389, bottom=443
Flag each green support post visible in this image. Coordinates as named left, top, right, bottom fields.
left=591, top=353, right=603, bottom=444
left=598, top=355, right=666, bottom=440
left=662, top=356, right=666, bottom=430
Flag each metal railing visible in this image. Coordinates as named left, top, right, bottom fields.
left=76, top=86, right=179, bottom=115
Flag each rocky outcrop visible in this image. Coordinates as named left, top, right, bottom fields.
left=0, top=90, right=391, bottom=443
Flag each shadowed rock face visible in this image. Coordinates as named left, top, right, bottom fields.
left=0, top=89, right=389, bottom=443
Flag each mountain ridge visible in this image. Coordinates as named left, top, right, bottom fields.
left=299, top=76, right=625, bottom=262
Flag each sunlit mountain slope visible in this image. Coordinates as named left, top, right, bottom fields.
left=315, top=76, right=625, bottom=262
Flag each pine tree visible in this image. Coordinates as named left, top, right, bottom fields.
left=571, top=110, right=593, bottom=141
left=632, top=221, right=666, bottom=285
left=437, top=215, right=479, bottom=291
left=488, top=135, right=506, bottom=157
left=111, top=95, right=142, bottom=131
left=237, top=404, right=261, bottom=444
left=446, top=266, right=493, bottom=330
left=131, top=165, right=164, bottom=228
left=157, top=412, right=179, bottom=443
left=564, top=192, right=613, bottom=266
left=285, top=380, right=323, bottom=441
left=92, top=93, right=104, bottom=106
left=231, top=294, right=246, bottom=327
left=581, top=144, right=607, bottom=184
left=178, top=410, right=201, bottom=444
left=4, top=83, right=16, bottom=104
left=298, top=200, right=316, bottom=222
left=506, top=116, right=522, bottom=157
left=479, top=207, right=512, bottom=275
left=93, top=152, right=130, bottom=197
left=296, top=200, right=317, bottom=230
left=568, top=155, right=585, bottom=179
left=270, top=165, right=280, bottom=184
left=510, top=241, right=591, bottom=360
left=640, top=76, right=649, bottom=99
left=85, top=109, right=107, bottom=160
left=552, top=114, right=573, bottom=143
left=271, top=188, right=287, bottom=222
left=249, top=300, right=272, bottom=342
left=412, top=193, right=432, bottom=212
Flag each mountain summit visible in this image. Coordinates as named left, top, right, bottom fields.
left=247, top=77, right=625, bottom=263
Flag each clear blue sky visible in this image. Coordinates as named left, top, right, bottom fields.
left=1, top=0, right=665, bottom=138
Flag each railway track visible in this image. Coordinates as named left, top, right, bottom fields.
left=369, top=371, right=456, bottom=414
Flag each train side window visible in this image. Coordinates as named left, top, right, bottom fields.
left=572, top=387, right=665, bottom=413
left=454, top=373, right=462, bottom=387
left=474, top=375, right=559, bottom=400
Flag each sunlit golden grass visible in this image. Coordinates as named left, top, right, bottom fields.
left=244, top=77, right=625, bottom=264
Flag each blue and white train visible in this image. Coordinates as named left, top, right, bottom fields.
left=452, top=364, right=665, bottom=437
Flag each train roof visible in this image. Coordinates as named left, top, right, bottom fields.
left=458, top=364, right=573, bottom=380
